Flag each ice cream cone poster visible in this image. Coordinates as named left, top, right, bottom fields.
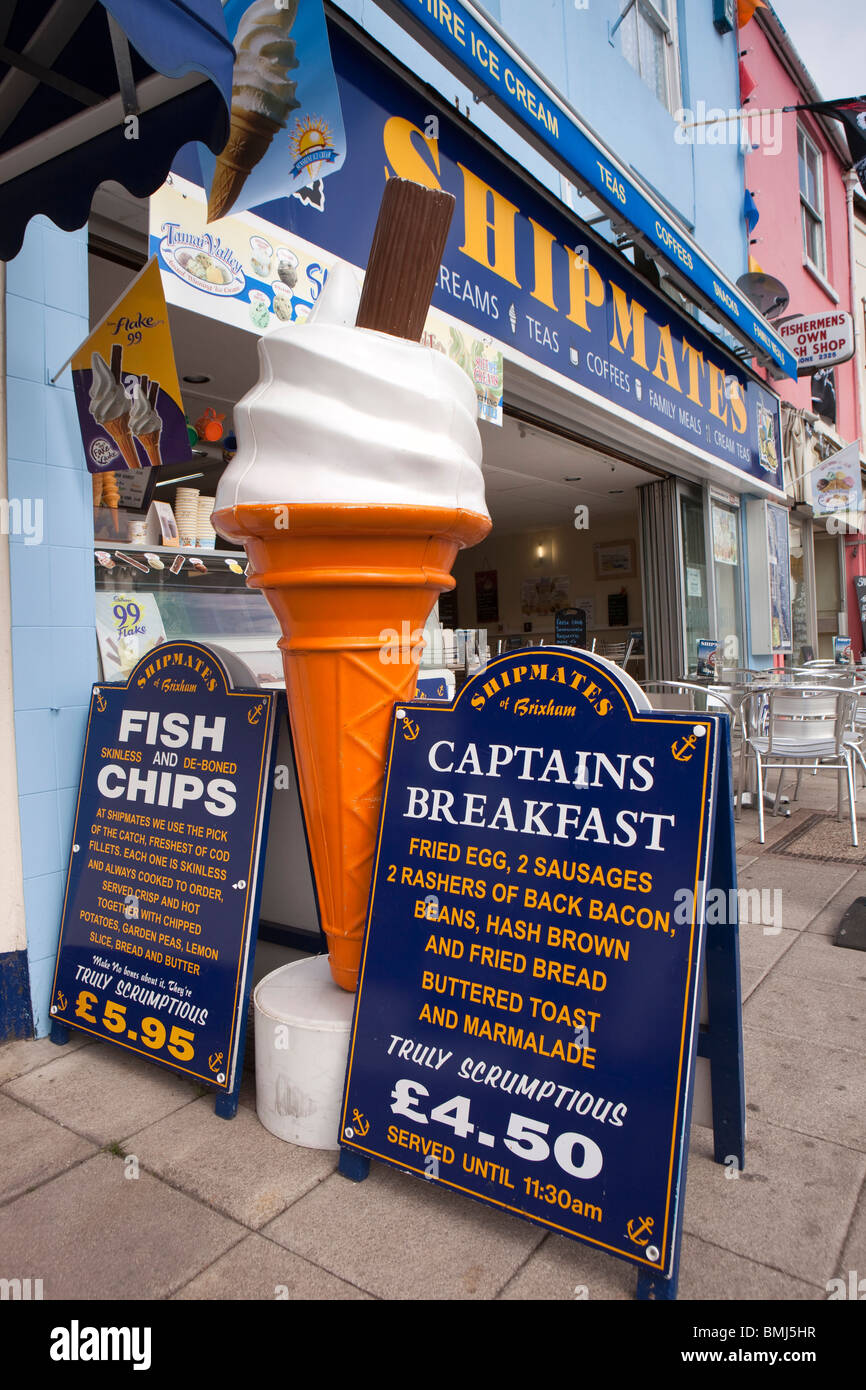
left=199, top=0, right=345, bottom=223
left=70, top=259, right=191, bottom=475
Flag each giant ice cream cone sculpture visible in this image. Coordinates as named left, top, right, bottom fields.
left=213, top=182, right=491, bottom=990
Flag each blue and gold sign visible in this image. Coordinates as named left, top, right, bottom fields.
left=50, top=642, right=276, bottom=1105
left=341, top=648, right=726, bottom=1279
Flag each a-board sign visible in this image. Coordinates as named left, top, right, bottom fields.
left=554, top=607, right=587, bottom=648
left=50, top=641, right=276, bottom=1100
left=341, top=648, right=722, bottom=1278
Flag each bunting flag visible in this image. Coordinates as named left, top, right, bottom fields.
left=737, top=0, right=768, bottom=27
left=744, top=189, right=760, bottom=235
left=799, top=96, right=866, bottom=198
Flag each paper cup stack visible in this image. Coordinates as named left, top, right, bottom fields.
left=174, top=487, right=200, bottom=547
left=127, top=518, right=148, bottom=545
left=197, top=496, right=217, bottom=549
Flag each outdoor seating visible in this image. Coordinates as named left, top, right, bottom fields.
left=737, top=686, right=861, bottom=845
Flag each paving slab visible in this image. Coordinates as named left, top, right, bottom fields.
left=0, top=1033, right=91, bottom=1085
left=0, top=1152, right=245, bottom=1299
left=498, top=1227, right=819, bottom=1300
left=4, top=1040, right=199, bottom=1144
left=742, top=1025, right=866, bottom=1150
left=682, top=1117, right=865, bottom=1286
left=0, top=1093, right=96, bottom=1203
left=776, top=932, right=866, bottom=990
left=173, top=1232, right=372, bottom=1300
left=807, top=869, right=866, bottom=936
left=837, top=1176, right=866, bottom=1285
left=263, top=1161, right=545, bottom=1300
left=735, top=859, right=858, bottom=932
left=738, top=922, right=797, bottom=991
left=744, top=973, right=866, bottom=1054
left=126, top=1096, right=337, bottom=1228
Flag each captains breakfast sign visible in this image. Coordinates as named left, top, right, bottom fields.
left=341, top=648, right=730, bottom=1287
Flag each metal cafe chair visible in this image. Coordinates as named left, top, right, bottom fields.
left=598, top=638, right=635, bottom=669
left=737, top=686, right=861, bottom=845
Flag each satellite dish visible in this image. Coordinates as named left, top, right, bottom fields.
left=736, top=271, right=790, bottom=321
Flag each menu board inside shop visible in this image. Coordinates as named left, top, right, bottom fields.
left=341, top=648, right=721, bottom=1279
left=554, top=607, right=587, bottom=648
left=50, top=642, right=276, bottom=1108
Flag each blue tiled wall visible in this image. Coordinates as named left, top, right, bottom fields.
left=6, top=217, right=94, bottom=1037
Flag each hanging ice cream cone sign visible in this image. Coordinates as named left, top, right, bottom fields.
left=203, top=0, right=345, bottom=223
left=213, top=178, right=492, bottom=992
left=68, top=258, right=191, bottom=474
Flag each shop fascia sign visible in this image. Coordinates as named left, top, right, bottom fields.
left=777, top=310, right=855, bottom=374
left=379, top=0, right=799, bottom=379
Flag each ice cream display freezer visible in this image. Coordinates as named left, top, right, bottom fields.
left=92, top=545, right=322, bottom=952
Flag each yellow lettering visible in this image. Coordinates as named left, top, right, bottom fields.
left=652, top=324, right=682, bottom=392
left=708, top=362, right=729, bottom=423
left=383, top=116, right=442, bottom=190
left=729, top=382, right=747, bottom=434
left=681, top=338, right=706, bottom=406
left=566, top=246, right=605, bottom=331
left=609, top=282, right=648, bottom=369
left=457, top=164, right=521, bottom=287
left=528, top=218, right=558, bottom=311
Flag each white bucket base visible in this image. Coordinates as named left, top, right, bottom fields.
left=253, top=954, right=355, bottom=1150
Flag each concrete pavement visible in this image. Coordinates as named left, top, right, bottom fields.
left=1, top=768, right=864, bottom=1301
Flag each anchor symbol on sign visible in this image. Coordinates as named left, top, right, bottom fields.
left=95, top=689, right=107, bottom=713
left=626, top=1216, right=654, bottom=1246
left=671, top=734, right=697, bottom=763
left=208, top=1051, right=224, bottom=1074
left=402, top=718, right=420, bottom=742
left=247, top=701, right=265, bottom=725
left=352, top=1109, right=370, bottom=1137
left=55, top=991, right=67, bottom=1012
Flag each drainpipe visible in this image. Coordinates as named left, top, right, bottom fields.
left=845, top=172, right=866, bottom=443
left=843, top=172, right=866, bottom=659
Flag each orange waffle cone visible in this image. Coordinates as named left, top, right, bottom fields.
left=137, top=430, right=163, bottom=468
left=213, top=502, right=491, bottom=991
left=208, top=109, right=282, bottom=222
left=102, top=414, right=141, bottom=469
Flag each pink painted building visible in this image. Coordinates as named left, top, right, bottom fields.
left=743, top=4, right=865, bottom=659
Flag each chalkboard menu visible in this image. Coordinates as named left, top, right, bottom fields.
left=341, top=648, right=722, bottom=1278
left=554, top=607, right=587, bottom=648
left=50, top=642, right=276, bottom=1102
left=608, top=592, right=628, bottom=627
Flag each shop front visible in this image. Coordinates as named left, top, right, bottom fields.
left=56, top=12, right=789, bottom=979
left=6, top=6, right=794, bottom=1033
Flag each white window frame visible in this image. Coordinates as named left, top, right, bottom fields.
left=798, top=124, right=827, bottom=276
left=616, top=0, right=681, bottom=115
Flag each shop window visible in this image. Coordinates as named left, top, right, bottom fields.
left=617, top=0, right=681, bottom=112
left=798, top=125, right=826, bottom=276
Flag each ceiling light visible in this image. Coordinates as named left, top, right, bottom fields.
left=563, top=475, right=582, bottom=482
left=609, top=489, right=624, bottom=495
left=183, top=373, right=211, bottom=384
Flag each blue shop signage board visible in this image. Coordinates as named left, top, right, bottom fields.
left=341, top=649, right=721, bottom=1277
left=166, top=22, right=785, bottom=493
left=386, top=0, right=797, bottom=379
left=50, top=642, right=276, bottom=1097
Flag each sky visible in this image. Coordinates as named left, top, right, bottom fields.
left=770, top=0, right=866, bottom=100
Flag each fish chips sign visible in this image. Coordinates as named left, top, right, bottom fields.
left=342, top=649, right=724, bottom=1282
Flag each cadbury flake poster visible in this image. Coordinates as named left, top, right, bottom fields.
left=70, top=259, right=191, bottom=475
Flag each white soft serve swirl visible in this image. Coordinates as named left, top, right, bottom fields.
left=215, top=262, right=490, bottom=519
